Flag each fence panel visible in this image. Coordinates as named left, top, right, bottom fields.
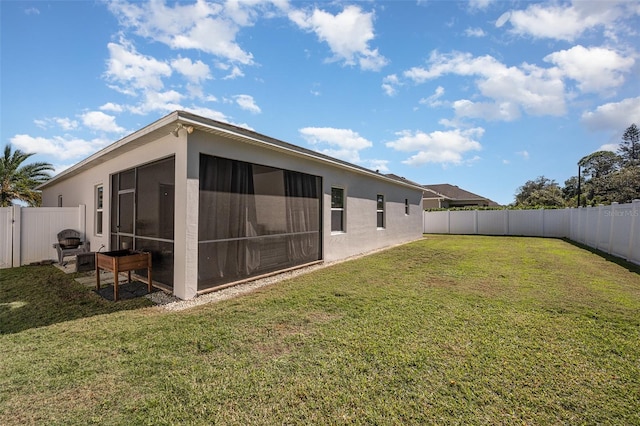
left=541, top=209, right=568, bottom=237
left=423, top=210, right=449, bottom=234
left=477, top=210, right=507, bottom=235
left=424, top=202, right=639, bottom=266
left=0, top=205, right=85, bottom=268
left=0, top=207, right=12, bottom=268
left=629, top=202, right=640, bottom=265
left=507, top=210, right=543, bottom=236
left=608, top=204, right=633, bottom=260
left=584, top=207, right=600, bottom=248
left=20, top=207, right=85, bottom=265
left=449, top=211, right=476, bottom=234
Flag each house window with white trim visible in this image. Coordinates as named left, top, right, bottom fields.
left=331, top=187, right=345, bottom=233
left=377, top=194, right=385, bottom=229
left=95, top=185, right=104, bottom=236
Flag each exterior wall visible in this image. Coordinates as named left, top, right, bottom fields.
left=322, top=168, right=423, bottom=262
left=42, top=124, right=424, bottom=300
left=188, top=131, right=423, bottom=288
left=42, top=133, right=184, bottom=254
left=423, top=198, right=442, bottom=209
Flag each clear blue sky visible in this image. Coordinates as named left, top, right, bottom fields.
left=1, top=0, right=639, bottom=205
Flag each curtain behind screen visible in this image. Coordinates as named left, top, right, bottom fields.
left=199, top=156, right=260, bottom=281
left=284, top=170, right=320, bottom=262
left=198, top=154, right=321, bottom=290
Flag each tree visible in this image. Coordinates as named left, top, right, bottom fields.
left=603, top=167, right=640, bottom=203
left=514, top=176, right=565, bottom=208
left=0, top=145, right=54, bottom=207
left=562, top=175, right=585, bottom=207
left=618, top=123, right=640, bottom=167
left=578, top=151, right=621, bottom=179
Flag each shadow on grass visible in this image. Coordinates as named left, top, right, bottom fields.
left=0, top=265, right=154, bottom=335
left=562, top=238, right=640, bottom=275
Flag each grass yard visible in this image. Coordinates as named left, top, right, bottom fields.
left=1, top=235, right=639, bottom=425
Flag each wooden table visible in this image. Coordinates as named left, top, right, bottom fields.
left=96, top=250, right=152, bottom=301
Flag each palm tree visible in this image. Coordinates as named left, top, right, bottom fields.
left=0, top=145, right=54, bottom=207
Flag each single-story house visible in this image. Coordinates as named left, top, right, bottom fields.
left=39, top=110, right=424, bottom=299
left=422, top=184, right=499, bottom=209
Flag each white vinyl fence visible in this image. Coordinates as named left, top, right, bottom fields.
left=424, top=200, right=640, bottom=265
left=0, top=205, right=86, bottom=268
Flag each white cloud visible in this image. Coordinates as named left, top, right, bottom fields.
left=289, top=5, right=387, bottom=71
left=81, top=111, right=125, bottom=133
left=581, top=97, right=640, bottom=132
left=598, top=143, right=619, bottom=153
left=99, top=102, right=124, bottom=113
left=495, top=11, right=511, bottom=28
left=32, top=117, right=78, bottom=131
left=127, top=90, right=184, bottom=115
left=544, top=45, right=634, bottom=94
left=503, top=1, right=635, bottom=42
left=299, top=127, right=373, bottom=163
left=453, top=99, right=520, bottom=121
left=105, top=38, right=172, bottom=93
left=386, top=127, right=483, bottom=166
left=363, top=159, right=390, bottom=173
left=382, top=74, right=400, bottom=96
left=171, top=57, right=211, bottom=83
left=419, top=86, right=446, bottom=107
left=404, top=51, right=566, bottom=120
left=234, top=94, right=261, bottom=114
left=222, top=65, right=244, bottom=80
left=516, top=150, right=530, bottom=160
left=469, top=0, right=495, bottom=10
left=182, top=106, right=232, bottom=125
left=464, top=27, right=486, bottom=37
left=24, top=7, right=40, bottom=15
left=10, top=134, right=111, bottom=161
left=106, top=0, right=256, bottom=65
left=55, top=118, right=78, bottom=131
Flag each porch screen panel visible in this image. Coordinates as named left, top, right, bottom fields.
left=198, top=154, right=321, bottom=290
left=136, top=158, right=175, bottom=239
left=110, top=157, right=175, bottom=289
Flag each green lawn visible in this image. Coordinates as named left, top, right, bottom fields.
left=1, top=235, right=639, bottom=425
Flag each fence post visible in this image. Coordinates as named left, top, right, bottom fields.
left=594, top=204, right=603, bottom=251
left=473, top=210, right=478, bottom=234
left=607, top=202, right=618, bottom=255
left=11, top=205, right=21, bottom=267
left=446, top=210, right=451, bottom=234
left=78, top=204, right=87, bottom=240
left=629, top=200, right=640, bottom=263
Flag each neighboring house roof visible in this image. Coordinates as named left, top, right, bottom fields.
left=423, top=183, right=499, bottom=206
left=384, top=173, right=422, bottom=187
left=38, top=110, right=425, bottom=192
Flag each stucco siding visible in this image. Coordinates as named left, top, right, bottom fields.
left=188, top=131, right=423, bottom=265
left=40, top=112, right=424, bottom=299
left=42, top=133, right=184, bottom=254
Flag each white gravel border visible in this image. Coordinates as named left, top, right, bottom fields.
left=147, top=243, right=407, bottom=312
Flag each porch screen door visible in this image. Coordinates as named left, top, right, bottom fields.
left=110, top=157, right=175, bottom=288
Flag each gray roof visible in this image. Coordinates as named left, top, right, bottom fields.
left=423, top=184, right=499, bottom=206
left=39, top=110, right=425, bottom=192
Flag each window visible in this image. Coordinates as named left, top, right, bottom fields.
left=95, top=185, right=103, bottom=235
left=377, top=194, right=385, bottom=228
left=331, top=187, right=345, bottom=233
left=57, top=195, right=63, bottom=207
left=405, top=198, right=409, bottom=215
